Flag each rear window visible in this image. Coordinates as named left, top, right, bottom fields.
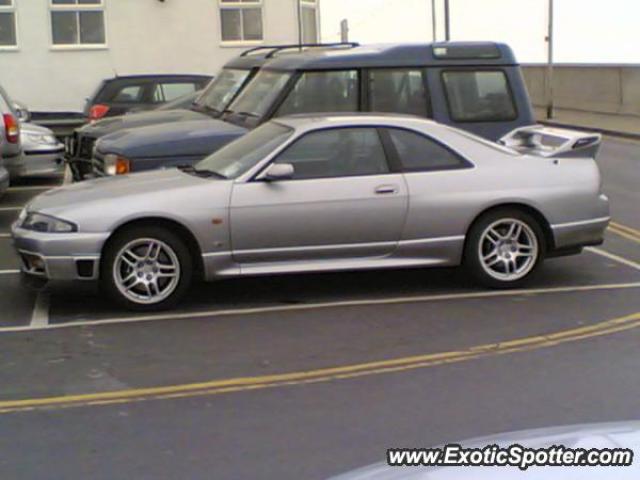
left=442, top=70, right=517, bottom=122
left=152, top=82, right=198, bottom=103
left=111, top=85, right=144, bottom=103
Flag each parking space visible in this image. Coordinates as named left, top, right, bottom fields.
left=0, top=144, right=639, bottom=331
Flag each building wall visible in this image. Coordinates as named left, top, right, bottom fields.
left=0, top=0, right=302, bottom=113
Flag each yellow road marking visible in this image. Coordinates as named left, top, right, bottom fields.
left=610, top=222, right=640, bottom=237
left=608, top=223, right=640, bottom=244
left=1, top=310, right=639, bottom=415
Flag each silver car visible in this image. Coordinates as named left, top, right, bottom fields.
left=11, top=115, right=610, bottom=310
left=4, top=123, right=64, bottom=179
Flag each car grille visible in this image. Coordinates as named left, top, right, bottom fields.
left=92, top=150, right=106, bottom=176
left=78, top=135, right=96, bottom=160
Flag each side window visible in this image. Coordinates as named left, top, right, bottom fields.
left=442, top=70, right=517, bottom=122
left=152, top=82, right=198, bottom=103
left=274, top=128, right=389, bottom=180
left=111, top=85, right=144, bottom=103
left=369, top=69, right=429, bottom=117
left=277, top=70, right=358, bottom=116
left=387, top=128, right=468, bottom=171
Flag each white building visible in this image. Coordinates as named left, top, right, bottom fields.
left=0, top=0, right=319, bottom=113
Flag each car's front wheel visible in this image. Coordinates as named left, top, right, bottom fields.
left=465, top=209, right=545, bottom=288
left=101, top=226, right=193, bottom=311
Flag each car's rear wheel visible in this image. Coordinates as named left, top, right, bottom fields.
left=101, top=227, right=192, bottom=311
left=465, top=209, right=545, bottom=288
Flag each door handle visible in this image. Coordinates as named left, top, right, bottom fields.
left=375, top=185, right=399, bottom=195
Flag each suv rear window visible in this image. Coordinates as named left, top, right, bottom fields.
left=442, top=70, right=516, bottom=122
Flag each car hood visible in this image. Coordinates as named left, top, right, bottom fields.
left=27, top=168, right=222, bottom=217
left=96, top=118, right=248, bottom=159
left=79, top=108, right=211, bottom=137
left=329, top=422, right=640, bottom=479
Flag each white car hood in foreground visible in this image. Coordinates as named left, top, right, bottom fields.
left=329, top=422, right=640, bottom=479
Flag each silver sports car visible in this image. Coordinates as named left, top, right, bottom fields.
left=11, top=115, right=610, bottom=310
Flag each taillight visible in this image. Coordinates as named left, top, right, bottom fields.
left=3, top=113, right=19, bottom=143
left=89, top=104, right=110, bottom=122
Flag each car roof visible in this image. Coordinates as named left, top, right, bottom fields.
left=224, top=43, right=361, bottom=70
left=106, top=74, right=212, bottom=81
left=261, top=41, right=518, bottom=71
left=273, top=113, right=444, bottom=132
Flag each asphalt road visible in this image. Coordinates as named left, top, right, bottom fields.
left=0, top=138, right=639, bottom=479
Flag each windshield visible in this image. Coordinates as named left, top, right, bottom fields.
left=195, top=122, right=293, bottom=179
left=225, top=70, right=292, bottom=119
left=194, top=68, right=251, bottom=114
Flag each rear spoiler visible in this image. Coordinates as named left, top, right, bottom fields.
left=498, top=125, right=602, bottom=159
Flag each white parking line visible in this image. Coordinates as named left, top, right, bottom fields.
left=0, top=206, right=22, bottom=212
left=0, top=233, right=10, bottom=238
left=1, top=281, right=639, bottom=334
left=6, top=185, right=59, bottom=192
left=30, top=292, right=50, bottom=328
left=0, top=269, right=20, bottom=275
left=587, top=247, right=640, bottom=271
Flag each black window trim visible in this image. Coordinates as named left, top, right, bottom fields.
left=380, top=126, right=475, bottom=173
left=440, top=68, right=519, bottom=124
left=252, top=125, right=398, bottom=182
left=365, top=66, right=433, bottom=119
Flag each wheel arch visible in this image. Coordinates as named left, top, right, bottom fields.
left=463, top=203, right=555, bottom=259
left=102, top=217, right=205, bottom=280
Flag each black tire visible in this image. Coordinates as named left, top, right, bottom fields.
left=464, top=208, right=546, bottom=289
left=101, top=226, right=193, bottom=311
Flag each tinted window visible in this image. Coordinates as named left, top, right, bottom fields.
left=442, top=71, right=516, bottom=122
left=277, top=70, right=358, bottom=116
left=111, top=85, right=144, bottom=103
left=275, top=128, right=388, bottom=180
left=369, top=69, right=428, bottom=117
left=387, top=128, right=467, bottom=171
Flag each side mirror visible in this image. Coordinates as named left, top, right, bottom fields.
left=260, top=163, right=294, bottom=181
left=13, top=101, right=31, bottom=123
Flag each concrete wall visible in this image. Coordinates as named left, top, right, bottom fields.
left=522, top=65, right=640, bottom=117
left=0, top=0, right=303, bottom=113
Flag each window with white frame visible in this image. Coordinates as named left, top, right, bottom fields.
left=219, top=0, right=263, bottom=43
left=300, top=0, right=318, bottom=44
left=0, top=0, right=17, bottom=47
left=50, top=0, right=106, bottom=47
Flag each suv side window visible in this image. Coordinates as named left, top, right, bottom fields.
left=274, top=128, right=389, bottom=180
left=277, top=70, right=358, bottom=116
left=386, top=128, right=469, bottom=171
left=442, top=70, right=517, bottom=122
left=369, top=69, right=429, bottom=117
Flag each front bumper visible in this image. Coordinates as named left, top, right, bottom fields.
left=11, top=223, right=110, bottom=281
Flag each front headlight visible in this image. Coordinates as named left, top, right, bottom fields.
left=104, top=153, right=131, bottom=176
left=21, top=212, right=77, bottom=233
left=24, top=133, right=58, bottom=146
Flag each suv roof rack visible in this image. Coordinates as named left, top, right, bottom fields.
left=241, top=42, right=360, bottom=58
